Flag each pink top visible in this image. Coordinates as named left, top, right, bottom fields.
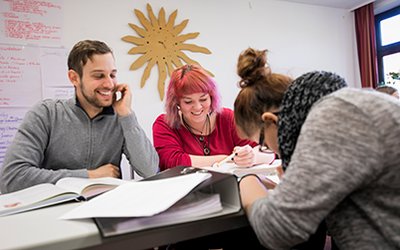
left=153, top=108, right=257, bottom=170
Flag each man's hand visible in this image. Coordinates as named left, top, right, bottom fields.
left=88, top=163, right=121, bottom=178
left=113, top=83, right=132, bottom=117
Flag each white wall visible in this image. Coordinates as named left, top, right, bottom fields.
left=375, top=0, right=400, bottom=14
left=62, top=0, right=360, bottom=141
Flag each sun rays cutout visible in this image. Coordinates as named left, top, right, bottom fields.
left=122, top=3, right=213, bottom=100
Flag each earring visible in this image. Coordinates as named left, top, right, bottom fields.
left=177, top=105, right=181, bottom=110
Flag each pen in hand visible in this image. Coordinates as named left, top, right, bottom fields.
left=213, top=152, right=237, bottom=167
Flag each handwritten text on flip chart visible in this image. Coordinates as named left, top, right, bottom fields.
left=0, top=0, right=63, bottom=45
left=0, top=44, right=41, bottom=107
left=0, top=108, right=27, bottom=167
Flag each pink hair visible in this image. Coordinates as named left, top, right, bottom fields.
left=165, top=64, right=221, bottom=128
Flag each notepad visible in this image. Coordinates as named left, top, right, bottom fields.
left=0, top=177, right=130, bottom=217
left=200, top=160, right=282, bottom=178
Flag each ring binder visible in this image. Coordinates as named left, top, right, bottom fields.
left=95, top=166, right=242, bottom=237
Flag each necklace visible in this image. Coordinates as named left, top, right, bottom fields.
left=182, top=114, right=211, bottom=155
left=186, top=117, right=208, bottom=135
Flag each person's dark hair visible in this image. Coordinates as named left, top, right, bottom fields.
left=234, top=48, right=292, bottom=138
left=67, top=40, right=113, bottom=78
left=375, top=85, right=398, bottom=95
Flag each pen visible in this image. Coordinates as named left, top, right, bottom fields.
left=214, top=152, right=237, bottom=167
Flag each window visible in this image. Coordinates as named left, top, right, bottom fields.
left=375, top=6, right=400, bottom=86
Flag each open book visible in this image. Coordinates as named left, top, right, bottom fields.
left=199, top=159, right=282, bottom=178
left=0, top=177, right=130, bottom=217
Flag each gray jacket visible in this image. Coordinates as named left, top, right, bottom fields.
left=0, top=98, right=159, bottom=193
left=249, top=88, right=400, bottom=250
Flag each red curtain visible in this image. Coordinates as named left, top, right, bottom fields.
left=355, top=3, right=378, bottom=88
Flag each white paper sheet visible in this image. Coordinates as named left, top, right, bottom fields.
left=0, top=108, right=28, bottom=167
left=0, top=44, right=41, bottom=107
left=111, top=193, right=223, bottom=234
left=60, top=172, right=211, bottom=219
left=0, top=0, right=63, bottom=45
left=39, top=47, right=69, bottom=87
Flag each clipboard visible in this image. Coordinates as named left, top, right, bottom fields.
left=94, top=166, right=242, bottom=237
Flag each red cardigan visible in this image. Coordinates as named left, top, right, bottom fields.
left=152, top=108, right=256, bottom=171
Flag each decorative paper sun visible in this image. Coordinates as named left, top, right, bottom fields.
left=122, top=4, right=212, bottom=100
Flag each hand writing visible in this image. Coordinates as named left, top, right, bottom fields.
left=232, top=145, right=255, bottom=167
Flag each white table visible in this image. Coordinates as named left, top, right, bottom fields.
left=0, top=202, right=101, bottom=250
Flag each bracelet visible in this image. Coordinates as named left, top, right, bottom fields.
left=237, top=173, right=261, bottom=184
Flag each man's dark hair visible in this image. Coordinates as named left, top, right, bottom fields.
left=67, top=40, right=113, bottom=77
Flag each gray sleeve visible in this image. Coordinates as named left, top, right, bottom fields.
left=0, top=103, right=87, bottom=194
left=118, top=112, right=159, bottom=178
left=248, top=98, right=383, bottom=249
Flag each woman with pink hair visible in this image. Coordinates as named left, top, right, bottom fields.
left=152, top=64, right=274, bottom=171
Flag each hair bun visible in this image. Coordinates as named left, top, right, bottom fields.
left=237, top=48, right=271, bottom=88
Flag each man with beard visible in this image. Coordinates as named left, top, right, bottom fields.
left=0, top=40, right=159, bottom=193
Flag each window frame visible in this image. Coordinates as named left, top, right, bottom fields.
left=375, top=5, right=400, bottom=83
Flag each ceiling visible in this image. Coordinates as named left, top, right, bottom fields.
left=279, top=0, right=374, bottom=11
